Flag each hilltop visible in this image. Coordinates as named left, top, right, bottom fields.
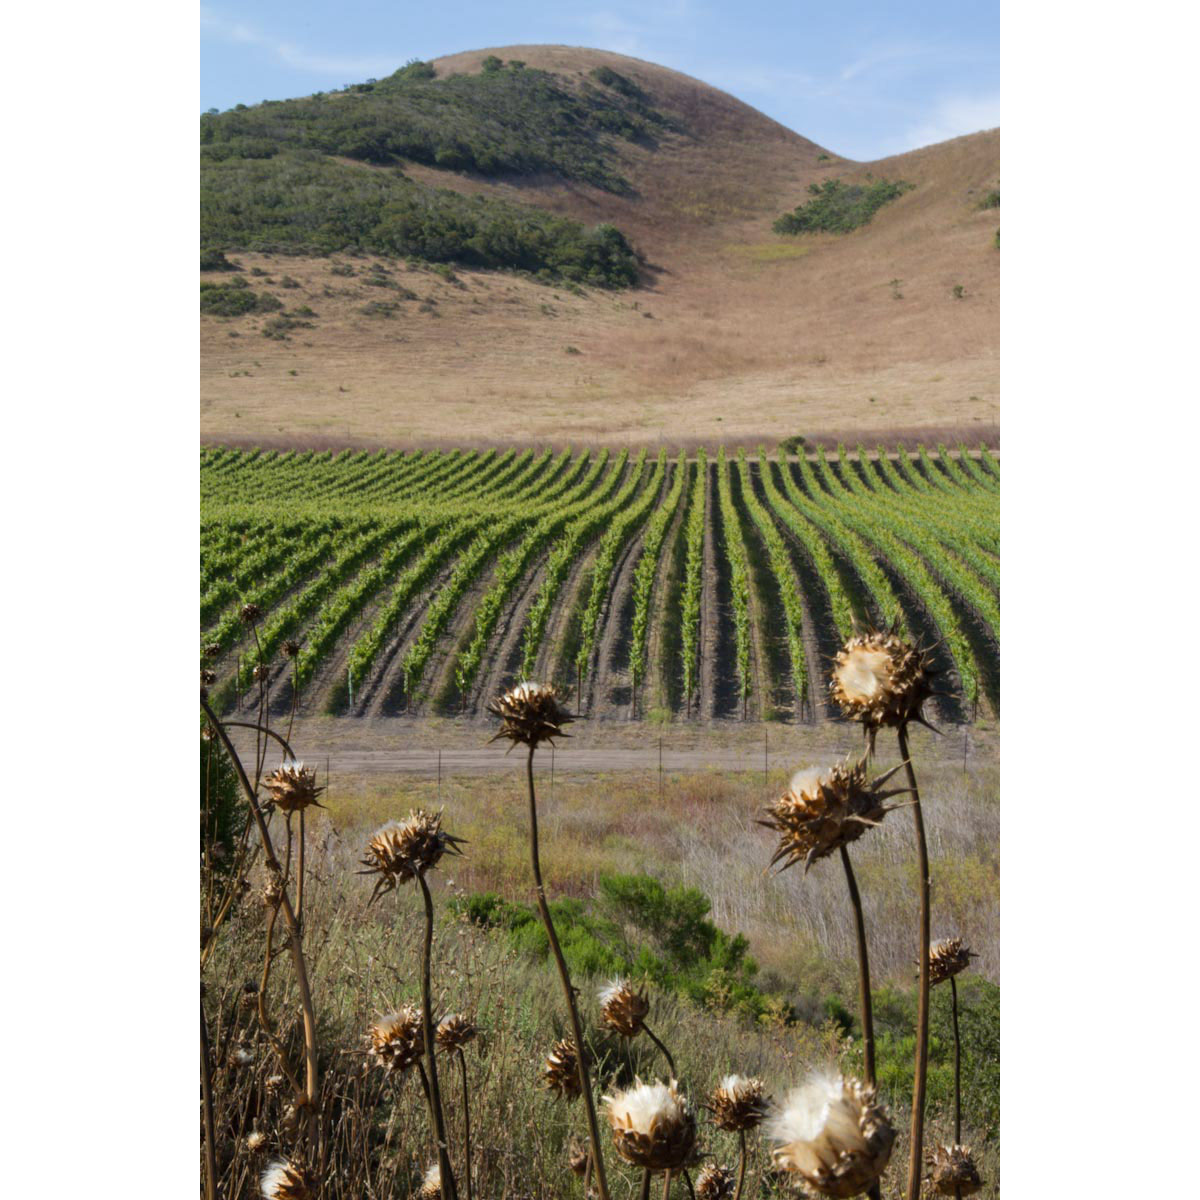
left=201, top=46, right=999, bottom=448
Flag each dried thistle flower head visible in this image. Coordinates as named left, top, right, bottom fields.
left=767, top=1071, right=894, bottom=1198
left=567, top=1140, right=592, bottom=1178
left=203, top=642, right=222, bottom=660
left=543, top=1037, right=585, bottom=1101
left=240, top=602, right=263, bottom=625
left=830, top=628, right=935, bottom=732
left=761, top=758, right=908, bottom=873
left=417, top=1162, right=441, bottom=1199
left=263, top=761, right=325, bottom=815
left=695, top=1163, right=737, bottom=1200
left=709, top=1074, right=770, bottom=1131
left=928, top=937, right=976, bottom=986
left=926, top=1144, right=983, bottom=1195
left=359, top=809, right=465, bottom=901
left=253, top=663, right=271, bottom=683
left=436, top=1012, right=478, bottom=1052
left=282, top=639, right=302, bottom=659
left=367, top=1006, right=424, bottom=1074
left=598, top=977, right=650, bottom=1038
left=259, top=1159, right=315, bottom=1200
left=487, top=681, right=573, bottom=749
left=201, top=668, right=217, bottom=687
left=245, top=1130, right=267, bottom=1153
left=604, top=1078, right=699, bottom=1172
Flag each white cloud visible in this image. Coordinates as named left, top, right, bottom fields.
left=200, top=6, right=400, bottom=79
left=882, top=92, right=1000, bottom=155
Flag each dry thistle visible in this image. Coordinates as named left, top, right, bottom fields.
left=603, top=1078, right=699, bottom=1172
left=695, top=1163, right=737, bottom=1199
left=767, top=1072, right=894, bottom=1198
left=262, top=761, right=325, bottom=815
left=282, top=638, right=302, bottom=659
left=240, top=602, right=263, bottom=625
left=201, top=668, right=217, bottom=687
left=435, top=1012, right=477, bottom=1053
left=203, top=642, right=222, bottom=659
left=367, top=1006, right=424, bottom=1074
left=598, top=977, right=650, bottom=1039
left=926, top=1144, right=983, bottom=1195
left=417, top=1163, right=442, bottom=1199
left=245, top=1130, right=268, bottom=1153
left=567, top=1141, right=592, bottom=1178
left=358, top=809, right=465, bottom=902
left=259, top=1159, right=316, bottom=1200
left=760, top=758, right=909, bottom=873
left=253, top=663, right=271, bottom=683
left=487, top=681, right=573, bottom=749
left=829, top=628, right=936, bottom=733
left=543, top=1037, right=586, bottom=1101
left=928, top=937, right=976, bottom=986
left=708, top=1074, right=769, bottom=1131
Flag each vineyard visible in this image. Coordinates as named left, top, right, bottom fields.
left=200, top=444, right=999, bottom=723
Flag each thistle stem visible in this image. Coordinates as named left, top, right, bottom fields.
left=899, top=724, right=931, bottom=1200
left=525, top=743, right=611, bottom=1200
left=734, top=1129, right=747, bottom=1200
left=200, top=997, right=219, bottom=1200
left=417, top=872, right=458, bottom=1200
left=458, top=1048, right=474, bottom=1200
left=640, top=1170, right=652, bottom=1200
left=202, top=698, right=319, bottom=1134
left=838, top=844, right=875, bottom=1085
left=643, top=1023, right=677, bottom=1079
left=951, top=974, right=961, bottom=1143
left=662, top=1170, right=672, bottom=1198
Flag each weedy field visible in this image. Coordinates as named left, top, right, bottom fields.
left=202, top=681, right=998, bottom=1199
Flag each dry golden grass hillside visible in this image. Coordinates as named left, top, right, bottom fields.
left=201, top=45, right=999, bottom=449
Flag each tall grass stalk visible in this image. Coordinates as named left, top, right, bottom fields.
left=899, top=724, right=931, bottom=1200
left=840, top=843, right=881, bottom=1200
left=201, top=697, right=320, bottom=1144
left=525, top=742, right=611, bottom=1200
left=418, top=873, right=458, bottom=1199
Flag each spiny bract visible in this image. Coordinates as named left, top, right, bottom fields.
left=767, top=1071, right=894, bottom=1198
left=928, top=937, right=976, bottom=986
left=926, top=1143, right=983, bottom=1195
left=829, top=627, right=936, bottom=733
left=487, top=681, right=574, bottom=749
left=598, top=977, right=650, bottom=1039
left=604, top=1078, right=699, bottom=1172
left=760, top=757, right=908, bottom=873
left=359, top=809, right=464, bottom=901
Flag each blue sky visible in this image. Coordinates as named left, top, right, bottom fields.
left=200, top=1, right=998, bottom=160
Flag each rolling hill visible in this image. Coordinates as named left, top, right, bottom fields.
left=200, top=45, right=999, bottom=448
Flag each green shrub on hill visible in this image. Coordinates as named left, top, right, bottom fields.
left=199, top=277, right=284, bottom=316
left=199, top=59, right=677, bottom=194
left=201, top=152, right=639, bottom=286
left=774, top=177, right=913, bottom=235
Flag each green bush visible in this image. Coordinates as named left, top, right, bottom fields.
left=871, top=977, right=999, bottom=1138
left=201, top=154, right=640, bottom=287
left=978, top=189, right=1000, bottom=209
left=200, top=247, right=239, bottom=271
left=455, top=872, right=776, bottom=1021
left=199, top=280, right=283, bottom=316
left=199, top=61, right=676, bottom=194
left=773, top=178, right=913, bottom=235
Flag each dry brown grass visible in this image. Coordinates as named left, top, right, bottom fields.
left=200, top=46, right=999, bottom=449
